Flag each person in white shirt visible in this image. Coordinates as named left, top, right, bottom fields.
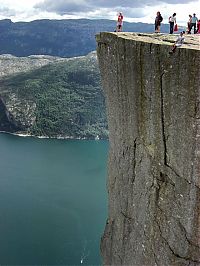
left=169, top=13, right=177, bottom=34
left=169, top=31, right=185, bottom=54
left=190, top=13, right=198, bottom=34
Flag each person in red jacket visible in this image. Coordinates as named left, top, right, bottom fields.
left=116, top=12, right=123, bottom=32
left=197, top=19, right=200, bottom=33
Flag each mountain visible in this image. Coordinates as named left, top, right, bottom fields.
left=0, top=18, right=172, bottom=139
left=0, top=19, right=170, bottom=57
left=0, top=52, right=108, bottom=139
left=0, top=54, right=68, bottom=77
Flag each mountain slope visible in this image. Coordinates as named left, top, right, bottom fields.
left=0, top=19, right=170, bottom=57
left=0, top=52, right=108, bottom=139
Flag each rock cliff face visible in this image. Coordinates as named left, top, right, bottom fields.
left=96, top=32, right=200, bottom=265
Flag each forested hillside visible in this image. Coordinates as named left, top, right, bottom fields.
left=0, top=52, right=108, bottom=139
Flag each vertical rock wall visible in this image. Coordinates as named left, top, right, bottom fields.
left=96, top=32, right=200, bottom=265
left=0, top=96, right=20, bottom=132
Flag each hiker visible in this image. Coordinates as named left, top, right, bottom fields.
left=116, top=12, right=123, bottom=32
left=169, top=31, right=185, bottom=54
left=190, top=13, right=198, bottom=34
left=169, top=13, right=176, bottom=34
left=197, top=19, right=200, bottom=33
left=187, top=15, right=192, bottom=34
left=155, top=11, right=163, bottom=33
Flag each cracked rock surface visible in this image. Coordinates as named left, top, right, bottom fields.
left=96, top=32, right=200, bottom=265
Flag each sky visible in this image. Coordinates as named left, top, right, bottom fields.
left=0, top=0, right=199, bottom=25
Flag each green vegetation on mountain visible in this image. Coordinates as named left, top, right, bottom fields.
left=0, top=52, right=108, bottom=139
left=0, top=18, right=171, bottom=139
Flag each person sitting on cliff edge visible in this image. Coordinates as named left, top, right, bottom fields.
left=169, top=31, right=185, bottom=54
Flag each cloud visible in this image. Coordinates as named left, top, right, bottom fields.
left=34, top=0, right=149, bottom=19
left=34, top=0, right=198, bottom=15
left=34, top=0, right=90, bottom=14
left=0, top=6, right=16, bottom=17
left=0, top=0, right=199, bottom=24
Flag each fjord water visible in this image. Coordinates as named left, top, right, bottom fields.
left=0, top=133, right=108, bottom=265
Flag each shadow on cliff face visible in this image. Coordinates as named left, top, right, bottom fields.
left=0, top=97, right=21, bottom=132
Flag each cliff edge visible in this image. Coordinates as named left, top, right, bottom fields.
left=96, top=32, right=200, bottom=265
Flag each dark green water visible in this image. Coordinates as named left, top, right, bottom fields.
left=0, top=133, right=108, bottom=265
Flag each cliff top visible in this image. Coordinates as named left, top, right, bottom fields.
left=97, top=32, right=200, bottom=51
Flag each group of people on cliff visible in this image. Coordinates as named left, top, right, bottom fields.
left=115, top=11, right=200, bottom=34
left=187, top=13, right=199, bottom=34
left=115, top=12, right=196, bottom=55
left=155, top=11, right=199, bottom=34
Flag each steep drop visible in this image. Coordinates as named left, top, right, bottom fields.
left=97, top=32, right=200, bottom=265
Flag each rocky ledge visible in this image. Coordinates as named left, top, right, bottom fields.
left=97, top=32, right=200, bottom=49
left=97, top=33, right=200, bottom=265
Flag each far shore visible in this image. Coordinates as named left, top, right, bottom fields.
left=0, top=131, right=105, bottom=140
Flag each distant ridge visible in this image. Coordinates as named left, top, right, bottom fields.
left=0, top=19, right=170, bottom=57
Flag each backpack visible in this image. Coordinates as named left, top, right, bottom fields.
left=168, top=16, right=171, bottom=23
left=160, top=16, right=163, bottom=22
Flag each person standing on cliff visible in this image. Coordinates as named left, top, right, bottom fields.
left=116, top=12, right=123, bottom=32
left=168, top=13, right=176, bottom=34
left=197, top=19, right=200, bottom=33
left=155, top=11, right=163, bottom=33
left=187, top=15, right=192, bottom=33
left=190, top=13, right=198, bottom=34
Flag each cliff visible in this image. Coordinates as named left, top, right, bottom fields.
left=96, top=32, right=200, bottom=265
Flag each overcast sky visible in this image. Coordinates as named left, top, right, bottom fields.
left=0, top=0, right=199, bottom=25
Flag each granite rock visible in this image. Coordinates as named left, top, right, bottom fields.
left=96, top=32, right=200, bottom=265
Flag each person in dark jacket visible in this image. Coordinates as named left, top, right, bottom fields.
left=155, top=11, right=163, bottom=33
left=187, top=14, right=192, bottom=34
